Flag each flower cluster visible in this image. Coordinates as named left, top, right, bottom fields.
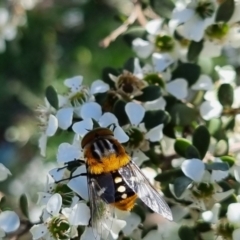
left=5, top=0, right=240, bottom=239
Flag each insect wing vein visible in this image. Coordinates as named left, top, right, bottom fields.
left=118, top=161, right=173, bottom=221
left=88, top=176, right=115, bottom=239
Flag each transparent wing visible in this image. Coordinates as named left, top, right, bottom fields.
left=88, top=176, right=115, bottom=239
left=118, top=161, right=173, bottom=221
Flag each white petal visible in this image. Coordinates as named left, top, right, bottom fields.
left=90, top=80, right=109, bottom=95
left=152, top=53, right=174, bottom=72
left=200, top=101, right=223, bottom=120
left=0, top=164, right=11, bottom=181
left=211, top=170, right=229, bottom=182
left=48, top=168, right=65, bottom=183
left=227, top=203, right=240, bottom=223
left=37, top=192, right=52, bottom=206
left=56, top=108, right=73, bottom=130
left=113, top=126, right=129, bottom=143
left=144, top=97, right=166, bottom=111
left=125, top=102, right=145, bottom=126
left=67, top=202, right=90, bottom=226
left=191, top=75, right=213, bottom=91
left=122, top=212, right=141, bottom=236
left=38, top=133, right=47, bottom=157
left=181, top=15, right=206, bottom=42
left=214, top=189, right=234, bottom=202
left=234, top=165, right=240, bottom=182
left=98, top=112, right=118, bottom=127
left=200, top=40, right=222, bottom=58
left=68, top=165, right=88, bottom=201
left=145, top=124, right=163, bottom=142
left=233, top=229, right=240, bottom=240
left=30, top=224, right=48, bottom=240
left=181, top=159, right=205, bottom=182
left=80, top=102, right=102, bottom=120
left=72, top=119, right=93, bottom=137
left=132, top=38, right=154, bottom=59
left=80, top=227, right=100, bottom=240
left=133, top=58, right=143, bottom=78
left=166, top=78, right=188, bottom=100
left=108, top=218, right=126, bottom=239
left=46, top=114, right=58, bottom=136
left=172, top=7, right=194, bottom=24
left=57, top=143, right=82, bottom=163
left=64, top=76, right=83, bottom=92
left=46, top=193, right=62, bottom=215
left=0, top=211, right=20, bottom=233
left=132, top=150, right=149, bottom=166
left=146, top=19, right=163, bottom=35
left=215, top=65, right=236, bottom=83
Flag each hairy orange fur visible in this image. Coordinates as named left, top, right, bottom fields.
left=84, top=139, right=130, bottom=174
left=112, top=194, right=137, bottom=211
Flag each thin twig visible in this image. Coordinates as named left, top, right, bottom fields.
left=99, top=0, right=144, bottom=48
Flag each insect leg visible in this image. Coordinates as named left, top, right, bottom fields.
left=55, top=172, right=87, bottom=184
left=57, top=159, right=85, bottom=172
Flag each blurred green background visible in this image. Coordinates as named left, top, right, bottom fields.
left=0, top=0, right=133, bottom=171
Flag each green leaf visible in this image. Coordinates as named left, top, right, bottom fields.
left=170, top=103, right=197, bottom=126
left=123, top=57, right=135, bottom=72
left=132, top=205, right=146, bottom=222
left=205, top=162, right=229, bottom=171
left=163, top=123, right=176, bottom=138
left=113, top=100, right=129, bottom=126
left=45, top=85, right=58, bottom=109
left=134, top=85, right=161, bottom=102
left=173, top=176, right=193, bottom=198
left=218, top=83, right=234, bottom=107
left=224, top=117, right=235, bottom=131
left=215, top=0, right=235, bottom=22
left=207, top=118, right=222, bottom=135
left=144, top=110, right=170, bottom=129
left=174, top=138, right=192, bottom=158
left=19, top=194, right=29, bottom=218
left=102, top=67, right=121, bottom=88
left=192, top=125, right=210, bottom=159
left=150, top=0, right=175, bottom=18
left=171, top=63, right=201, bottom=86
left=215, top=139, right=229, bottom=156
left=144, top=73, right=165, bottom=87
left=220, top=155, right=235, bottom=167
left=187, top=40, right=204, bottom=62
left=178, top=226, right=196, bottom=240
left=155, top=168, right=183, bottom=182
left=185, top=145, right=200, bottom=159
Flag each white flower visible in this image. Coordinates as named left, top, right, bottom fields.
left=0, top=211, right=20, bottom=234
left=72, top=102, right=129, bottom=143
left=56, top=76, right=109, bottom=129
left=171, top=158, right=232, bottom=210
left=227, top=203, right=240, bottom=223
left=31, top=194, right=90, bottom=240
left=124, top=102, right=164, bottom=165
left=37, top=100, right=58, bottom=157
left=170, top=0, right=217, bottom=42
left=0, top=163, right=11, bottom=181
